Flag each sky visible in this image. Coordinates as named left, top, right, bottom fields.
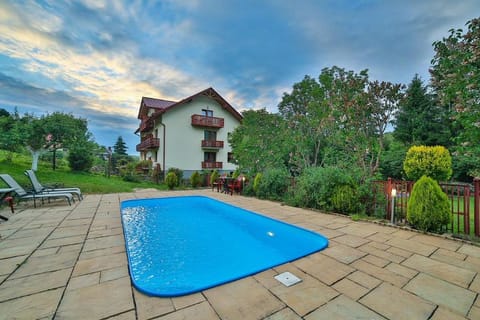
left=0, top=1, right=479, bottom=154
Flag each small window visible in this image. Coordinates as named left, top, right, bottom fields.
left=204, top=130, right=217, bottom=141
left=228, top=152, right=235, bottom=163
left=202, top=109, right=213, bottom=117
left=204, top=152, right=216, bottom=162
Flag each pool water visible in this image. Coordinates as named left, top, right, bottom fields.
left=121, top=196, right=328, bottom=297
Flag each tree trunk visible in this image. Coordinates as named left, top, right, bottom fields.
left=31, top=150, right=40, bottom=171
left=52, top=148, right=57, bottom=171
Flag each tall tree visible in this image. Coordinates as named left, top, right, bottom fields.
left=113, top=136, right=128, bottom=156
left=430, top=17, right=480, bottom=176
left=394, top=75, right=450, bottom=146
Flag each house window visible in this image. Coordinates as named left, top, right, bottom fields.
left=204, top=152, right=216, bottom=162
left=202, top=109, right=213, bottom=117
left=204, top=130, right=217, bottom=141
left=228, top=152, right=235, bottom=163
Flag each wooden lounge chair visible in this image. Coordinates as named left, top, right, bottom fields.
left=0, top=174, right=73, bottom=207
left=25, top=169, right=83, bottom=200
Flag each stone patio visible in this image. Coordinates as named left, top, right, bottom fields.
left=0, top=189, right=479, bottom=319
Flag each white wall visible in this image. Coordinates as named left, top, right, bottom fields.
left=154, top=95, right=241, bottom=174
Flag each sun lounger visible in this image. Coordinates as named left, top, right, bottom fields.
left=25, top=169, right=83, bottom=200
left=0, top=174, right=73, bottom=207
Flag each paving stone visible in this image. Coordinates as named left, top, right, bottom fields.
left=293, top=253, right=354, bottom=286
left=7, top=226, right=54, bottom=240
left=108, top=310, right=137, bottom=320
left=83, top=234, right=125, bottom=251
left=0, top=287, right=63, bottom=319
left=430, top=307, right=468, bottom=320
left=367, top=241, right=391, bottom=251
left=387, top=246, right=413, bottom=259
left=133, top=288, right=174, bottom=320
left=156, top=301, right=219, bottom=320
left=351, top=260, right=409, bottom=287
left=337, top=223, right=381, bottom=238
left=58, top=218, right=92, bottom=227
left=40, top=235, right=86, bottom=248
left=458, top=244, right=480, bottom=258
left=171, top=292, right=205, bottom=310
left=362, top=254, right=389, bottom=267
left=367, top=232, right=393, bottom=243
left=79, top=245, right=125, bottom=260
left=469, top=305, right=480, bottom=320
left=431, top=249, right=480, bottom=274
left=410, top=234, right=462, bottom=251
left=332, top=234, right=370, bottom=248
left=402, top=254, right=476, bottom=288
left=0, top=268, right=71, bottom=301
left=306, top=294, right=386, bottom=320
left=254, top=268, right=282, bottom=289
left=405, top=273, right=476, bottom=316
left=332, top=278, right=370, bottom=300
left=100, top=265, right=129, bottom=282
left=263, top=307, right=302, bottom=320
left=10, top=250, right=78, bottom=279
left=384, top=262, right=418, bottom=279
left=67, top=272, right=100, bottom=291
left=360, top=282, right=435, bottom=320
left=347, top=271, right=382, bottom=290
left=386, top=237, right=437, bottom=256
left=390, top=229, right=416, bottom=239
left=358, top=243, right=405, bottom=264
left=470, top=274, right=480, bottom=293
left=56, top=277, right=134, bottom=319
left=72, top=252, right=127, bottom=276
left=321, top=242, right=367, bottom=264
left=314, top=227, right=345, bottom=239
left=0, top=255, right=27, bottom=275
left=204, top=277, right=285, bottom=319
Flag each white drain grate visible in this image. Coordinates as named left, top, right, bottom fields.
left=274, top=272, right=302, bottom=287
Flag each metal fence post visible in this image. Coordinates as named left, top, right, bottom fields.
left=474, top=178, right=480, bottom=237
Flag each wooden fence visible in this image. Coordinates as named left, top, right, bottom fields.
left=374, top=178, right=480, bottom=237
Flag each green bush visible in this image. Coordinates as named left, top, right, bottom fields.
left=407, top=175, right=451, bottom=232
left=165, top=172, right=178, bottom=190
left=167, top=167, right=183, bottom=186
left=403, top=145, right=452, bottom=181
left=68, top=145, right=93, bottom=172
left=331, top=184, right=360, bottom=214
left=292, top=166, right=354, bottom=211
left=253, top=173, right=262, bottom=195
left=256, top=168, right=290, bottom=201
left=210, top=170, right=219, bottom=186
left=190, top=171, right=202, bottom=188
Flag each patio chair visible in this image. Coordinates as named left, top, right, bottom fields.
left=0, top=174, right=73, bottom=207
left=25, top=169, right=83, bottom=200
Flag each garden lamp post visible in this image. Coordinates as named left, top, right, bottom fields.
left=242, top=176, right=245, bottom=194
left=391, top=188, right=397, bottom=224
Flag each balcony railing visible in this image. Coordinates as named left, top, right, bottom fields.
left=136, top=137, right=160, bottom=151
left=201, top=140, right=224, bottom=148
left=191, top=115, right=224, bottom=128
left=202, top=161, right=223, bottom=169
left=139, top=118, right=154, bottom=132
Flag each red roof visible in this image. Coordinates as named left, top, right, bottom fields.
left=137, top=87, right=243, bottom=122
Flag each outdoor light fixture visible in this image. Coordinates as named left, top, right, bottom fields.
left=391, top=188, right=397, bottom=224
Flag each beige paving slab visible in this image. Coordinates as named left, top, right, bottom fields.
left=83, top=234, right=125, bottom=251
left=0, top=268, right=71, bottom=301
left=67, top=272, right=100, bottom=291
left=264, top=307, right=302, bottom=320
left=157, top=301, right=220, bottom=320
left=171, top=292, right=205, bottom=310
left=458, top=243, right=480, bottom=258
left=0, top=255, right=27, bottom=276
left=351, top=259, right=409, bottom=287
left=431, top=307, right=469, bottom=320
left=347, top=270, right=382, bottom=290
left=293, top=253, right=355, bottom=286
left=331, top=234, right=371, bottom=248
left=72, top=251, right=127, bottom=276
left=402, top=254, right=476, bottom=288
left=40, top=234, right=86, bottom=248
left=9, top=250, right=78, bottom=279
left=56, top=276, right=134, bottom=319
left=0, top=287, right=63, bottom=319
left=360, top=282, right=436, bottom=320
left=79, top=244, right=125, bottom=260
left=306, top=294, right=386, bottom=320
left=48, top=224, right=90, bottom=239
left=362, top=254, right=390, bottom=267
left=7, top=226, right=55, bottom=239
left=204, top=276, right=285, bottom=319
left=358, top=243, right=406, bottom=264
left=321, top=242, right=367, bottom=264
left=133, top=288, right=175, bottom=320
left=405, top=273, right=476, bottom=316
left=332, top=277, right=370, bottom=301
left=270, top=265, right=339, bottom=317
left=470, top=274, right=480, bottom=292
left=100, top=265, right=129, bottom=282
left=410, top=234, right=462, bottom=251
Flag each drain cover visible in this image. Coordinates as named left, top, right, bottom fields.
left=274, top=272, right=302, bottom=287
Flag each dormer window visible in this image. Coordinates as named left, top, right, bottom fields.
left=202, top=109, right=213, bottom=117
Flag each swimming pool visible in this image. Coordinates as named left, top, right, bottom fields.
left=121, top=196, right=328, bottom=297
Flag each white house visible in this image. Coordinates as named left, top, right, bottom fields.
left=135, top=87, right=243, bottom=178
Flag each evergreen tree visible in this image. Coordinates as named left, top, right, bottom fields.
left=113, top=136, right=128, bottom=156
left=394, top=75, right=450, bottom=146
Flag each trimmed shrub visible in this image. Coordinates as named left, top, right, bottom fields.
left=190, top=171, right=202, bottom=188
left=256, top=168, right=290, bottom=201
left=210, top=169, right=219, bottom=186
left=331, top=184, right=361, bottom=215
left=68, top=145, right=93, bottom=172
left=292, top=166, right=354, bottom=211
left=407, top=175, right=450, bottom=232
left=167, top=167, right=183, bottom=186
left=253, top=173, right=262, bottom=195
left=403, top=145, right=452, bottom=181
left=165, top=172, right=178, bottom=190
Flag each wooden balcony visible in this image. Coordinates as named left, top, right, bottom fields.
left=202, top=161, right=223, bottom=169
left=201, top=140, right=224, bottom=149
left=191, top=115, right=224, bottom=128
left=139, top=118, right=154, bottom=132
left=136, top=137, right=159, bottom=151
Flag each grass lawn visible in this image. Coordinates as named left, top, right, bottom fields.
left=0, top=150, right=168, bottom=194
